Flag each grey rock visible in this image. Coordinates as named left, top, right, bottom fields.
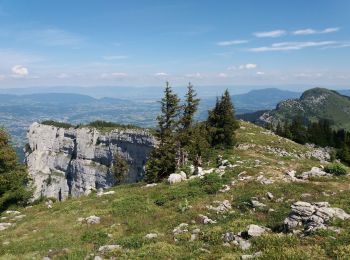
left=85, top=215, right=101, bottom=225
left=168, top=172, right=186, bottom=184
left=198, top=214, right=217, bottom=224
left=25, top=122, right=156, bottom=201
left=284, top=201, right=350, bottom=234
left=145, top=233, right=158, bottom=239
left=98, top=244, right=121, bottom=253
left=247, top=224, right=270, bottom=237
left=300, top=167, right=331, bottom=179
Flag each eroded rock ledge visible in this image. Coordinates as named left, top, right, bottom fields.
left=25, top=122, right=156, bottom=201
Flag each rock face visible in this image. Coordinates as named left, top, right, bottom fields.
left=25, top=122, right=156, bottom=200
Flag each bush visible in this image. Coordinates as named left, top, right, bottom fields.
left=81, top=230, right=108, bottom=246
left=324, top=163, right=348, bottom=176
left=0, top=130, right=32, bottom=211
left=199, top=173, right=224, bottom=194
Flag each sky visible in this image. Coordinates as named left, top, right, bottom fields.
left=0, top=0, right=349, bottom=89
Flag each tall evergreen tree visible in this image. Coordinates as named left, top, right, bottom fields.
left=177, top=83, right=200, bottom=166
left=145, top=82, right=181, bottom=182
left=207, top=89, right=239, bottom=148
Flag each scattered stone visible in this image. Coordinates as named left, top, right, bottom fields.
left=284, top=201, right=350, bottom=234
left=145, top=233, right=158, bottom=239
left=85, top=215, right=101, bottom=225
left=222, top=232, right=251, bottom=250
left=250, top=199, right=266, bottom=209
left=13, top=215, right=26, bottom=220
left=219, top=184, right=231, bottom=193
left=246, top=224, right=270, bottom=237
left=143, top=183, right=157, bottom=188
left=240, top=252, right=262, bottom=260
left=173, top=223, right=189, bottom=236
left=207, top=200, right=232, bottom=214
left=168, top=172, right=187, bottom=184
left=98, top=245, right=121, bottom=253
left=0, top=223, right=12, bottom=231
left=198, top=214, right=217, bottom=224
left=5, top=210, right=20, bottom=215
left=257, top=175, right=274, bottom=185
left=266, top=192, right=274, bottom=200
left=97, top=190, right=115, bottom=197
left=45, top=200, right=53, bottom=209
left=300, top=167, right=331, bottom=180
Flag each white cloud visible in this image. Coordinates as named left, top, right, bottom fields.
left=293, top=27, right=340, bottom=35
left=256, top=71, right=265, bottom=75
left=11, top=65, right=28, bottom=77
left=185, top=72, right=202, bottom=79
left=239, top=63, right=257, bottom=70
left=102, top=55, right=128, bottom=60
left=101, top=72, right=128, bottom=79
left=218, top=72, right=228, bottom=78
left=248, top=41, right=336, bottom=52
left=254, top=30, right=286, bottom=38
left=217, top=39, right=248, bottom=46
left=154, top=72, right=169, bottom=77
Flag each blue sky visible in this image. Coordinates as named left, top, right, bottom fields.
left=0, top=0, right=349, bottom=89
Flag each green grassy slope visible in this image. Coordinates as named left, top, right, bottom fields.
left=263, top=88, right=350, bottom=130
left=1, top=121, right=350, bottom=259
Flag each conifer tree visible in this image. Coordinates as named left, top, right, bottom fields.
left=207, top=89, right=239, bottom=148
left=177, top=83, right=200, bottom=166
left=145, top=82, right=181, bottom=182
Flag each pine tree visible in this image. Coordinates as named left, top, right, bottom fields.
left=145, top=82, right=181, bottom=182
left=207, top=89, right=239, bottom=148
left=0, top=129, right=31, bottom=211
left=177, top=83, right=200, bottom=166
left=339, top=143, right=350, bottom=164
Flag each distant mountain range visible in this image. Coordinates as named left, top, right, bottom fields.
left=0, top=87, right=349, bottom=161
left=258, top=88, right=350, bottom=131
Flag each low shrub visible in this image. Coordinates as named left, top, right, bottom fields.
left=324, top=163, right=348, bottom=176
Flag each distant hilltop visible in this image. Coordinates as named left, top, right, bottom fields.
left=258, top=88, right=350, bottom=131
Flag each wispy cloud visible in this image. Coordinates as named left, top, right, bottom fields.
left=100, top=72, right=128, bottom=79
left=248, top=41, right=337, bottom=52
left=217, top=39, right=248, bottom=46
left=254, top=30, right=286, bottom=38
left=227, top=64, right=257, bottom=70
left=293, top=27, right=340, bottom=35
left=154, top=72, right=169, bottom=77
left=19, top=28, right=83, bottom=46
left=102, top=55, right=128, bottom=60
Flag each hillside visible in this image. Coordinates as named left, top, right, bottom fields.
left=259, top=88, right=350, bottom=130
left=1, top=121, right=350, bottom=259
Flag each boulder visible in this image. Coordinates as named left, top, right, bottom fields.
left=198, top=214, right=217, bottom=224
left=145, top=233, right=158, bottom=239
left=85, top=215, right=101, bottom=225
left=168, top=173, right=186, bottom=184
left=246, top=224, right=269, bottom=237
left=300, top=167, right=331, bottom=179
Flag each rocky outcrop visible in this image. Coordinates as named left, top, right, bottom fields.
left=284, top=201, right=350, bottom=234
left=25, top=122, right=156, bottom=201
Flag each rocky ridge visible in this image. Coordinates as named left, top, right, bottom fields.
left=25, top=122, right=156, bottom=200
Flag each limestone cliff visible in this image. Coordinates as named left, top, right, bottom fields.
left=25, top=122, right=156, bottom=201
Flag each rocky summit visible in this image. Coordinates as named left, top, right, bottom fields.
left=25, top=122, right=156, bottom=200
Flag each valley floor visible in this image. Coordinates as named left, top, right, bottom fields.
left=1, top=121, right=350, bottom=259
